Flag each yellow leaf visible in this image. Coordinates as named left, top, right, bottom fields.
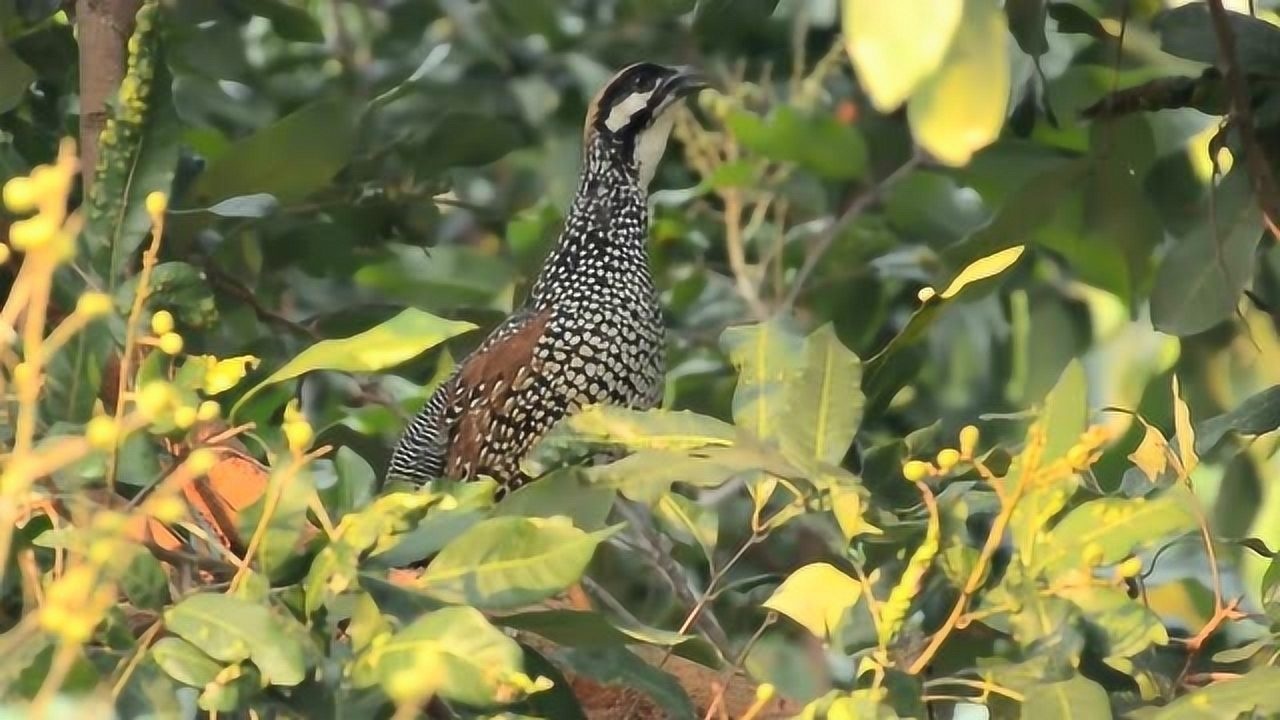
left=906, top=0, right=1011, bottom=166
left=842, top=0, right=963, bottom=112
left=1128, top=422, right=1170, bottom=482
left=1171, top=376, right=1199, bottom=477
left=763, top=562, right=861, bottom=640
left=201, top=355, right=261, bottom=396
left=939, top=246, right=1026, bottom=299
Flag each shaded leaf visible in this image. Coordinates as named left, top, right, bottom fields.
left=417, top=112, right=527, bottom=175
left=203, top=192, right=279, bottom=218
left=1195, top=384, right=1280, bottom=454
left=1006, top=0, right=1049, bottom=57
left=725, top=106, right=868, bottom=179
left=553, top=646, right=695, bottom=720
left=1136, top=667, right=1280, bottom=719
left=0, top=44, right=34, bottom=113
left=249, top=0, right=325, bottom=42
left=654, top=492, right=718, bottom=563
left=418, top=516, right=620, bottom=609
left=1154, top=4, right=1280, bottom=76
left=494, top=468, right=615, bottom=531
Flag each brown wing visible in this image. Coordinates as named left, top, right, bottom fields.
left=443, top=307, right=554, bottom=481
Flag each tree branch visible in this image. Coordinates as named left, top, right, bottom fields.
left=1205, top=0, right=1280, bottom=241
left=75, top=0, right=142, bottom=195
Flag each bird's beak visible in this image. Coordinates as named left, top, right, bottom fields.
left=665, top=66, right=710, bottom=99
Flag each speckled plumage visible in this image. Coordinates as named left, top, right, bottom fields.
left=387, top=63, right=703, bottom=494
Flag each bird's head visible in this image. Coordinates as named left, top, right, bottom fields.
left=583, top=62, right=708, bottom=188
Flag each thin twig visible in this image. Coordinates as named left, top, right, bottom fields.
left=783, top=154, right=922, bottom=309
left=1205, top=0, right=1280, bottom=242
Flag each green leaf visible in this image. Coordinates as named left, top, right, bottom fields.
left=417, top=112, right=527, bottom=175
left=0, top=44, right=34, bottom=113
left=1041, top=358, right=1087, bottom=462
left=120, top=550, right=169, bottom=611
left=553, top=646, right=695, bottom=720
left=906, top=0, right=1010, bottom=166
left=114, top=261, right=218, bottom=330
left=1154, top=4, right=1280, bottom=76
left=250, top=0, right=325, bottom=42
left=1151, top=169, right=1264, bottom=336
left=779, top=324, right=863, bottom=465
left=544, top=405, right=738, bottom=454
left=1039, top=490, right=1197, bottom=575
left=654, top=491, right=718, bottom=563
left=763, top=562, right=862, bottom=640
left=163, top=593, right=309, bottom=686
left=82, top=22, right=181, bottom=287
left=417, top=516, right=620, bottom=609
left=202, top=193, right=280, bottom=218
left=725, top=106, right=868, bottom=179
left=354, top=244, right=517, bottom=314
left=1195, top=385, right=1280, bottom=454
left=232, top=308, right=475, bottom=417
left=1006, top=0, right=1049, bottom=57
left=720, top=318, right=805, bottom=440
left=187, top=94, right=360, bottom=206
left=236, top=466, right=315, bottom=581
left=587, top=445, right=792, bottom=505
left=1138, top=667, right=1280, bottom=719
left=842, top=0, right=963, bottom=112
left=1021, top=675, right=1112, bottom=720
left=493, top=468, right=615, bottom=531
left=1056, top=586, right=1168, bottom=672
left=350, top=606, right=528, bottom=706
left=150, top=637, right=222, bottom=688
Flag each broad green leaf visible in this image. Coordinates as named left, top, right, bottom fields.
left=0, top=44, right=34, bottom=113
left=494, top=468, right=615, bottom=531
left=354, top=244, right=517, bottom=314
left=164, top=593, right=309, bottom=686
left=350, top=606, right=529, bottom=706
left=780, top=324, right=863, bottom=465
left=150, top=637, right=221, bottom=688
left=187, top=94, right=360, bottom=206
left=232, top=308, right=475, bottom=417
left=1195, top=384, right=1280, bottom=454
left=418, top=516, right=620, bottom=609
left=937, top=245, right=1026, bottom=300
left=555, top=406, right=738, bottom=452
left=654, top=491, right=718, bottom=563
left=1039, top=491, right=1197, bottom=575
left=725, top=106, right=868, bottom=180
left=1154, top=4, right=1280, bottom=76
left=236, top=466, right=315, bottom=581
left=906, top=0, right=1010, bottom=166
left=763, top=562, right=861, bottom=640
left=114, top=262, right=219, bottom=330
left=416, top=112, right=528, bottom=175
left=82, top=2, right=181, bottom=288
left=1006, top=0, right=1048, bottom=57
left=1082, top=117, right=1161, bottom=305
left=1135, top=667, right=1280, bottom=719
left=1056, top=586, right=1168, bottom=672
left=720, top=318, right=805, bottom=440
left=587, top=445, right=794, bottom=505
left=1021, top=675, right=1111, bottom=720
left=553, top=646, right=695, bottom=720
left=842, top=0, right=963, bottom=112
left=1040, top=359, right=1087, bottom=462
left=1151, top=169, right=1264, bottom=336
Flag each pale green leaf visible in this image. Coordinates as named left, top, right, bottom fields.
left=556, top=405, right=738, bottom=452
left=763, top=562, right=862, bottom=640
left=1021, top=675, right=1111, bottom=720
left=1039, top=491, right=1197, bottom=575
left=1056, top=586, right=1169, bottom=672
left=1041, top=358, right=1088, bottom=462
left=842, top=0, right=964, bottom=112
left=232, top=308, right=475, bottom=417
left=418, top=516, right=620, bottom=609
left=654, top=492, right=718, bottom=563
left=719, top=318, right=805, bottom=441
left=587, top=445, right=794, bottom=505
left=1137, top=667, right=1280, bottom=719
left=779, top=324, right=864, bottom=465
left=163, top=593, right=309, bottom=686
left=906, top=0, right=1011, bottom=166
left=150, top=637, right=222, bottom=688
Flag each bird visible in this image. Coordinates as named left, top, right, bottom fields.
left=387, top=62, right=707, bottom=496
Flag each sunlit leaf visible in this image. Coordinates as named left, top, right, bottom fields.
left=938, top=246, right=1026, bottom=300
left=232, top=308, right=475, bottom=417
left=1171, top=376, right=1199, bottom=478
left=763, top=562, right=862, bottom=640
left=1056, top=586, right=1169, bottom=672
left=720, top=318, right=805, bottom=440
left=906, top=0, right=1010, bottom=166
left=164, top=593, right=309, bottom=686
left=1129, top=422, right=1171, bottom=483
left=842, top=0, right=964, bottom=112
left=1038, top=491, right=1197, bottom=575
left=1040, top=358, right=1087, bottom=462
left=549, top=405, right=738, bottom=453
left=1022, top=675, right=1111, bottom=720
left=1137, top=667, right=1280, bottom=719
left=779, top=324, right=863, bottom=465
left=418, top=516, right=620, bottom=609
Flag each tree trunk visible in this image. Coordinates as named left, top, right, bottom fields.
left=75, top=0, right=141, bottom=195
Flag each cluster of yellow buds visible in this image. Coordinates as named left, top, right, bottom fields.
left=39, top=565, right=116, bottom=644
left=902, top=424, right=981, bottom=483
left=1066, top=425, right=1112, bottom=471
left=149, top=309, right=184, bottom=355
left=2, top=138, right=80, bottom=261
left=282, top=399, right=313, bottom=455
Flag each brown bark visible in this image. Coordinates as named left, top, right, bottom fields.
left=75, top=0, right=142, bottom=195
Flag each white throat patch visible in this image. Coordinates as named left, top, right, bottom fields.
left=634, top=109, right=677, bottom=189
left=604, top=90, right=655, bottom=133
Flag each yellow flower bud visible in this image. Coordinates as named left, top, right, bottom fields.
left=2, top=176, right=37, bottom=213
left=149, top=495, right=186, bottom=523
left=29, top=164, right=62, bottom=197
left=284, top=420, right=313, bottom=455
left=0, top=243, right=9, bottom=265
left=1067, top=444, right=1091, bottom=470
left=902, top=460, right=933, bottom=483
left=1116, top=556, right=1143, bottom=579
left=150, top=310, right=174, bottom=335
left=197, top=400, right=220, bottom=421
left=11, top=361, right=36, bottom=391
left=158, top=331, right=183, bottom=355
left=1082, top=543, right=1104, bottom=567
left=135, top=380, right=174, bottom=420
left=186, top=448, right=217, bottom=475
left=917, top=286, right=937, bottom=303
left=173, top=405, right=197, bottom=429
left=755, top=683, right=776, bottom=702
left=9, top=215, right=59, bottom=250
left=85, top=415, right=118, bottom=450
left=145, top=191, right=168, bottom=218
left=283, top=398, right=304, bottom=424
left=959, top=425, right=980, bottom=458
left=935, top=448, right=961, bottom=472
left=76, top=292, right=113, bottom=318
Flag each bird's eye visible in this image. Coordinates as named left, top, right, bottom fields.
left=632, top=73, right=656, bottom=92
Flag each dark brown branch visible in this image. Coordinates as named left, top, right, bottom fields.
left=75, top=0, right=142, bottom=194
left=1206, top=0, right=1280, bottom=241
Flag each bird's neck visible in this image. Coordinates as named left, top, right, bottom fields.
left=529, top=151, right=654, bottom=306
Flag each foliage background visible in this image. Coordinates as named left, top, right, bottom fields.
left=3, top=0, right=1280, bottom=717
